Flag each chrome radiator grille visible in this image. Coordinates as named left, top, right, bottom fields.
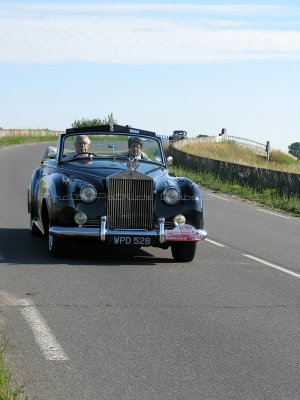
left=107, top=171, right=154, bottom=230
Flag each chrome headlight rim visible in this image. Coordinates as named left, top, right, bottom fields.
left=163, top=186, right=181, bottom=205
left=80, top=184, right=97, bottom=203
left=74, top=211, right=88, bottom=226
left=173, top=214, right=186, bottom=226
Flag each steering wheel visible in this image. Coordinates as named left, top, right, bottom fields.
left=71, top=152, right=97, bottom=159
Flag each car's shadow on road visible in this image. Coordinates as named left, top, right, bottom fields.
left=0, top=228, right=173, bottom=266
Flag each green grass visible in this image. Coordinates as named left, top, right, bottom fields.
left=170, top=165, right=300, bottom=217
left=0, top=337, right=30, bottom=400
left=270, top=150, right=298, bottom=165
left=165, top=140, right=300, bottom=216
left=0, top=136, right=58, bottom=147
left=173, top=140, right=300, bottom=173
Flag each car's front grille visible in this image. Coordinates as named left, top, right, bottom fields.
left=107, top=170, right=154, bottom=230
left=83, top=219, right=100, bottom=227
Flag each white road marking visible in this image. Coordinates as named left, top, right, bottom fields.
left=256, top=209, right=290, bottom=219
left=205, top=238, right=226, bottom=247
left=243, top=254, right=300, bottom=279
left=18, top=299, right=69, bottom=361
left=207, top=193, right=231, bottom=201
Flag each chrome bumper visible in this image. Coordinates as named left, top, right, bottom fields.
left=49, top=217, right=207, bottom=243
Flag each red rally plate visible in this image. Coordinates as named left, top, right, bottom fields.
left=165, top=224, right=203, bottom=242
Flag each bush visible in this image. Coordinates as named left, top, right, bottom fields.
left=71, top=113, right=117, bottom=129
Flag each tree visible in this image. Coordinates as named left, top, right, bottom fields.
left=71, top=113, right=117, bottom=129
left=288, top=142, right=300, bottom=159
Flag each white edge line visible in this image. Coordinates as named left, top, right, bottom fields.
left=256, top=209, right=290, bottom=219
left=17, top=299, right=69, bottom=361
left=205, top=238, right=225, bottom=247
left=243, top=254, right=300, bottom=279
left=207, top=194, right=231, bottom=202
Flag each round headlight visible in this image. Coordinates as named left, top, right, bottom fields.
left=74, top=211, right=87, bottom=226
left=173, top=214, right=186, bottom=226
left=80, top=184, right=97, bottom=203
left=163, top=187, right=181, bottom=205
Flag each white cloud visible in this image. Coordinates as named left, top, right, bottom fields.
left=0, top=2, right=293, bottom=15
left=0, top=2, right=299, bottom=65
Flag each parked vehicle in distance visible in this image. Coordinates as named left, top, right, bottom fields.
left=169, top=130, right=188, bottom=141
left=28, top=124, right=207, bottom=262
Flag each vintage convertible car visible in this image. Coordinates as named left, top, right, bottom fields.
left=28, top=124, right=207, bottom=261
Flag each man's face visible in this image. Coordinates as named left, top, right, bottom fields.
left=75, top=137, right=89, bottom=153
left=129, top=143, right=142, bottom=157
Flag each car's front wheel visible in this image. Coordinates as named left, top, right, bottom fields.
left=171, top=242, right=196, bottom=262
left=48, top=234, right=65, bottom=257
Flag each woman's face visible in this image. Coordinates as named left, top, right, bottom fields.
left=129, top=143, right=142, bottom=157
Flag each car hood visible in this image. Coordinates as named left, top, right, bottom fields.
left=59, top=159, right=168, bottom=181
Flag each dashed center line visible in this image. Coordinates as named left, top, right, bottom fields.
left=205, top=238, right=225, bottom=247
left=243, top=254, right=300, bottom=279
left=18, top=299, right=69, bottom=361
left=207, top=194, right=231, bottom=202
left=256, top=209, right=290, bottom=219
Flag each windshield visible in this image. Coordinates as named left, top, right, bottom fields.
left=61, top=133, right=163, bottom=163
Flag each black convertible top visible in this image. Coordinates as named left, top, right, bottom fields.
left=66, top=124, right=157, bottom=138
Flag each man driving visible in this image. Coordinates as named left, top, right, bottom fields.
left=64, top=135, right=91, bottom=160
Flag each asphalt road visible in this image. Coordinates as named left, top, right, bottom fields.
left=0, top=143, right=300, bottom=400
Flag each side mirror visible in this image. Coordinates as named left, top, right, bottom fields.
left=43, top=145, right=57, bottom=160
left=166, top=156, right=173, bottom=166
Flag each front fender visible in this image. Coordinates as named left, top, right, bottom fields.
left=154, top=177, right=204, bottom=228
left=28, top=167, right=41, bottom=216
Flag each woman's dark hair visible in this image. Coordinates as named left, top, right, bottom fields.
left=128, top=137, right=143, bottom=148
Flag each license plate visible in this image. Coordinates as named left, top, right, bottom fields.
left=109, top=235, right=154, bottom=246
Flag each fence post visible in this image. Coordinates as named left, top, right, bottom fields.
left=266, top=141, right=271, bottom=161
left=221, top=128, right=227, bottom=140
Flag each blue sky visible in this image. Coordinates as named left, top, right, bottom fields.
left=0, top=1, right=299, bottom=151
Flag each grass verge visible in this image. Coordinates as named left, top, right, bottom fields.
left=175, top=140, right=300, bottom=173
left=0, top=136, right=58, bottom=147
left=170, top=165, right=300, bottom=217
left=0, top=337, right=30, bottom=400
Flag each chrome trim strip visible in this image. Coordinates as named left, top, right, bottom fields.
left=49, top=224, right=207, bottom=243
left=49, top=226, right=100, bottom=238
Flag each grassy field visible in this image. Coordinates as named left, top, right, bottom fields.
left=168, top=140, right=300, bottom=217
left=0, top=135, right=58, bottom=147
left=174, top=139, right=300, bottom=173
left=169, top=164, right=300, bottom=216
